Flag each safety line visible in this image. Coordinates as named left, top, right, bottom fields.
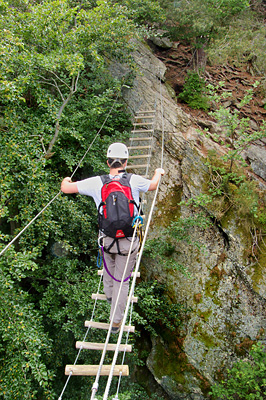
left=159, top=68, right=165, bottom=169
left=0, top=192, right=61, bottom=257
left=0, top=90, right=121, bottom=258
left=103, top=176, right=162, bottom=400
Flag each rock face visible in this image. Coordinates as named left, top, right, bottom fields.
left=115, top=41, right=266, bottom=399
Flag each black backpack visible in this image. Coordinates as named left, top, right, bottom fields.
left=98, top=173, right=138, bottom=239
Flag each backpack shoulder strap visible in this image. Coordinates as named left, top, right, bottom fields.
left=122, top=172, right=132, bottom=180
left=119, top=172, right=132, bottom=186
left=100, top=174, right=111, bottom=185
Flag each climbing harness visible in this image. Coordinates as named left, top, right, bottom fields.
left=100, top=245, right=133, bottom=283
left=98, top=216, right=143, bottom=283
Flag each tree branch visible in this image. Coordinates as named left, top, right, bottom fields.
left=45, top=73, right=79, bottom=159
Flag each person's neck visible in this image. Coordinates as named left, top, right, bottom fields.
left=109, top=167, right=125, bottom=176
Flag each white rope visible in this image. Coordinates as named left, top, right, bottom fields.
left=0, top=91, right=121, bottom=258
left=103, top=180, right=162, bottom=400
left=57, top=267, right=104, bottom=399
left=0, top=192, right=61, bottom=257
left=159, top=68, right=165, bottom=169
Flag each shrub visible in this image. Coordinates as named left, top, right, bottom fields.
left=210, top=342, right=266, bottom=400
left=179, top=70, right=210, bottom=111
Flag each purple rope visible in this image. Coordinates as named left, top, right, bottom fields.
left=101, top=246, right=132, bottom=283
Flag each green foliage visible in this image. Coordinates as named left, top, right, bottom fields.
left=207, top=81, right=265, bottom=172
left=145, top=211, right=212, bottom=273
left=207, top=10, right=266, bottom=75
left=160, top=0, right=249, bottom=43
left=179, top=71, right=209, bottom=111
left=0, top=272, right=55, bottom=399
left=96, top=383, right=164, bottom=399
left=210, top=342, right=266, bottom=400
left=0, top=0, right=136, bottom=157
left=200, top=82, right=266, bottom=227
left=112, top=0, right=166, bottom=25
left=134, top=281, right=189, bottom=336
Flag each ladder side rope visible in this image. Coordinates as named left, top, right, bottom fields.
left=58, top=272, right=104, bottom=399
left=103, top=177, right=162, bottom=400
left=103, top=70, right=165, bottom=399
left=113, top=300, right=134, bottom=398
left=90, top=224, right=139, bottom=400
left=96, top=107, right=158, bottom=399
left=159, top=68, right=165, bottom=169
left=0, top=92, right=121, bottom=258
left=145, top=99, right=157, bottom=179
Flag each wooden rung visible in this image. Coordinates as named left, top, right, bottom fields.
left=65, top=364, right=129, bottom=376
left=129, top=154, right=150, bottom=159
left=129, top=136, right=152, bottom=141
left=135, top=110, right=155, bottom=114
left=91, top=293, right=138, bottom=303
left=84, top=321, right=135, bottom=333
left=134, top=116, right=154, bottom=119
left=133, top=122, right=153, bottom=126
left=128, top=145, right=150, bottom=150
left=76, top=341, right=132, bottom=352
left=97, top=269, right=140, bottom=278
left=127, top=164, right=148, bottom=169
left=131, top=130, right=153, bottom=134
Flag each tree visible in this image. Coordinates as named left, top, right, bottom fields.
left=207, top=9, right=266, bottom=75
left=160, top=0, right=250, bottom=70
left=112, top=0, right=165, bottom=24
left=0, top=0, right=135, bottom=158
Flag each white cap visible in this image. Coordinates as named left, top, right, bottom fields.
left=106, top=143, right=129, bottom=159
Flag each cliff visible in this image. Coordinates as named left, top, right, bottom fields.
left=114, top=40, right=266, bottom=399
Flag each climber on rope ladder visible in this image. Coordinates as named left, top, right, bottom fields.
left=61, top=143, right=164, bottom=334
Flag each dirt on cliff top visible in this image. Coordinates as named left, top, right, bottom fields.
left=150, top=40, right=266, bottom=129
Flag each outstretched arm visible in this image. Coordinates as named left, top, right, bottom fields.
left=148, top=168, right=165, bottom=191
left=61, top=177, right=79, bottom=194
